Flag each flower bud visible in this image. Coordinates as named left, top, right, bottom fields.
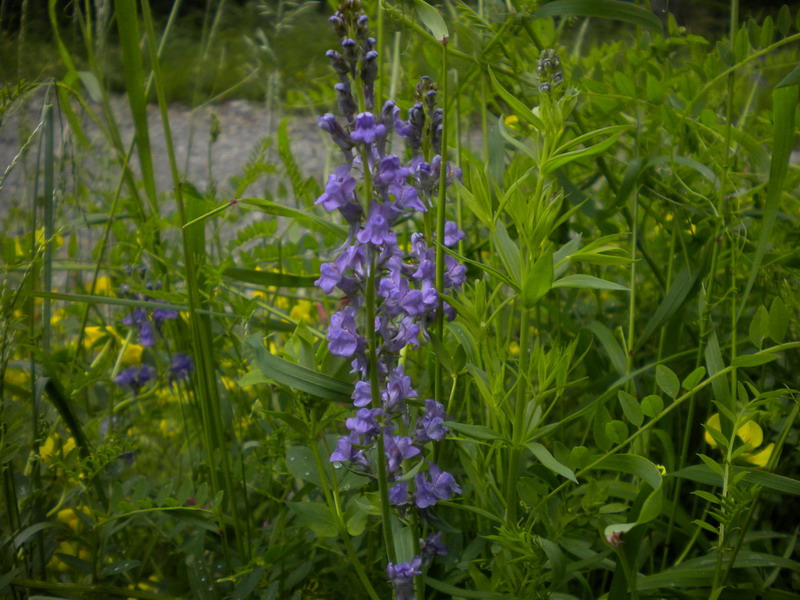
left=335, top=82, right=357, bottom=121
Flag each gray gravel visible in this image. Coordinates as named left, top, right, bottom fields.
left=0, top=93, right=328, bottom=212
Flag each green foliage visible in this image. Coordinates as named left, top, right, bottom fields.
left=2, top=1, right=799, bottom=599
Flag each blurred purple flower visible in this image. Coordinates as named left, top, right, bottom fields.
left=170, top=353, right=194, bottom=380
left=114, top=364, right=156, bottom=394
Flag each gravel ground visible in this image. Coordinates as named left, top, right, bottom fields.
left=0, top=93, right=328, bottom=211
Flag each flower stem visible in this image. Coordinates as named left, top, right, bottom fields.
left=366, top=247, right=397, bottom=565
left=434, top=37, right=449, bottom=408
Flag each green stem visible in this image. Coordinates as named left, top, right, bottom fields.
left=367, top=238, right=396, bottom=565
left=309, top=413, right=381, bottom=600
left=434, top=38, right=449, bottom=409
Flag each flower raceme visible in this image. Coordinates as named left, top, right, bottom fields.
left=314, top=2, right=464, bottom=597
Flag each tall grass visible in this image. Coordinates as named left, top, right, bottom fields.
left=1, top=1, right=799, bottom=599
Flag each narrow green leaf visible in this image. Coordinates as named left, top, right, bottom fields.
left=705, top=331, right=730, bottom=407
left=444, top=421, right=503, bottom=441
left=223, top=268, right=319, bottom=288
left=635, top=264, right=703, bottom=350
left=244, top=335, right=353, bottom=402
left=552, top=274, right=628, bottom=291
left=532, top=0, right=663, bottom=34
left=739, top=82, right=798, bottom=313
left=636, top=485, right=663, bottom=524
left=593, top=454, right=663, bottom=490
left=527, top=442, right=578, bottom=483
left=488, top=68, right=545, bottom=131
left=586, top=321, right=627, bottom=375
left=493, top=221, right=521, bottom=286
left=522, top=250, right=553, bottom=308
left=732, top=353, right=778, bottom=368
left=241, top=198, right=346, bottom=238
left=542, top=130, right=625, bottom=174
left=776, top=64, right=800, bottom=88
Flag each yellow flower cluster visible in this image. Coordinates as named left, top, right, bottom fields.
left=83, top=326, right=143, bottom=366
left=704, top=413, right=774, bottom=467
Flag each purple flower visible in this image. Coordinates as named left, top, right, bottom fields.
left=444, top=221, right=465, bottom=247
left=382, top=316, right=420, bottom=353
left=350, top=112, right=386, bottom=145
left=420, top=532, right=447, bottom=559
left=330, top=433, right=368, bottom=468
left=153, top=308, right=178, bottom=324
left=316, top=166, right=357, bottom=213
left=384, top=435, right=420, bottom=472
left=170, top=353, right=194, bottom=380
left=352, top=380, right=372, bottom=408
left=327, top=307, right=363, bottom=358
left=386, top=557, right=422, bottom=600
left=414, top=463, right=461, bottom=508
left=444, top=255, right=467, bottom=289
left=122, top=308, right=155, bottom=347
left=415, top=399, right=449, bottom=444
left=114, top=364, right=156, bottom=394
left=376, top=155, right=411, bottom=187
left=357, top=200, right=397, bottom=246
left=345, top=408, right=382, bottom=440
left=401, top=280, right=437, bottom=318
left=318, top=113, right=354, bottom=151
left=389, top=481, right=409, bottom=506
left=383, top=365, right=417, bottom=410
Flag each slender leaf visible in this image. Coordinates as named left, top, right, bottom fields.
left=532, top=0, right=663, bottom=34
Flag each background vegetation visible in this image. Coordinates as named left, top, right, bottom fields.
left=1, top=1, right=799, bottom=599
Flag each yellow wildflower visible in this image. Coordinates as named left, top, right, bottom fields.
left=507, top=342, right=520, bottom=356
left=290, top=299, right=315, bottom=323
left=93, top=275, right=114, bottom=295
left=120, top=342, right=143, bottom=366
left=504, top=114, right=521, bottom=131
left=4, top=367, right=28, bottom=388
left=704, top=413, right=774, bottom=467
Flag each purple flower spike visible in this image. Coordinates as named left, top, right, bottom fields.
left=386, top=557, right=422, bottom=600
left=350, top=112, right=386, bottom=145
